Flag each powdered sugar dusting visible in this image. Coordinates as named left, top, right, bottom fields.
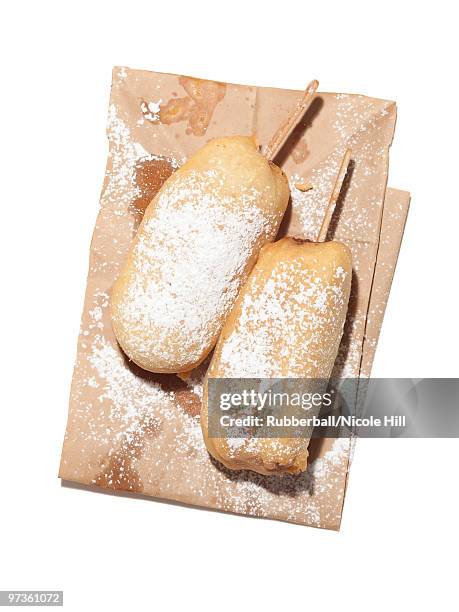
left=116, top=172, right=271, bottom=368
left=219, top=254, right=350, bottom=378
left=288, top=148, right=346, bottom=240
left=102, top=104, right=180, bottom=223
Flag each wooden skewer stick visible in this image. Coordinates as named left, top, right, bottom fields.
left=316, top=148, right=351, bottom=243
left=264, top=79, right=319, bottom=161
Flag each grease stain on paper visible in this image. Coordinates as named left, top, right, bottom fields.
left=141, top=76, right=226, bottom=136
left=131, top=157, right=177, bottom=225
left=94, top=412, right=161, bottom=493
left=291, top=139, right=310, bottom=164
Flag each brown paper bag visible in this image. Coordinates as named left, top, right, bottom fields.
left=59, top=67, right=409, bottom=530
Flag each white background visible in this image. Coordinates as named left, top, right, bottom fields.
left=1, top=1, right=458, bottom=610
